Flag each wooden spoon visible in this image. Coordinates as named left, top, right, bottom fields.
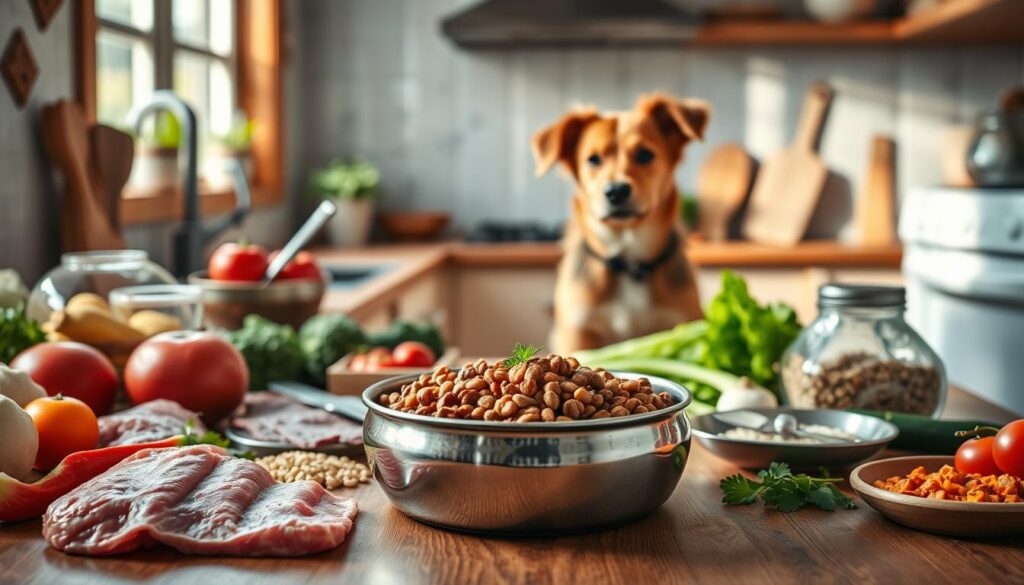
left=697, top=143, right=755, bottom=242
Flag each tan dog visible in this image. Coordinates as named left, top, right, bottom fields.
left=532, top=94, right=710, bottom=354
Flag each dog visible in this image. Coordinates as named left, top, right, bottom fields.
left=532, top=94, right=710, bottom=354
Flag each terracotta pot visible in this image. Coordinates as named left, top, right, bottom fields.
left=325, top=198, right=374, bottom=247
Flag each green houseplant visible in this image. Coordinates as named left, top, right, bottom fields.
left=129, top=111, right=181, bottom=192
left=308, top=159, right=379, bottom=246
left=206, top=111, right=255, bottom=190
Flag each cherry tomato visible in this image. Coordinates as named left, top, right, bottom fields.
left=993, top=419, right=1024, bottom=477
left=24, top=394, right=99, bottom=471
left=269, top=251, right=322, bottom=280
left=348, top=353, right=368, bottom=372
left=208, top=242, right=269, bottom=282
left=124, top=331, right=248, bottom=424
left=390, top=341, right=436, bottom=368
left=365, top=347, right=395, bottom=371
left=11, top=342, right=118, bottom=415
left=955, top=436, right=1002, bottom=476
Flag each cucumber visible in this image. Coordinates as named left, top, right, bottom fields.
left=849, top=409, right=999, bottom=454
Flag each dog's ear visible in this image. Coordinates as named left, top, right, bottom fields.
left=531, top=109, right=599, bottom=177
left=637, top=94, right=711, bottom=145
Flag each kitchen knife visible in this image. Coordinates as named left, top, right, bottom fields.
left=268, top=381, right=368, bottom=422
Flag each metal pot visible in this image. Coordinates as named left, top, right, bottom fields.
left=187, top=270, right=326, bottom=330
left=966, top=109, right=1024, bottom=187
left=362, top=372, right=692, bottom=534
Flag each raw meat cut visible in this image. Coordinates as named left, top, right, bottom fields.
left=43, top=445, right=358, bottom=557
left=98, top=400, right=204, bottom=447
left=231, top=392, right=363, bottom=449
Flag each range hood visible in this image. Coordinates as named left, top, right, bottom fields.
left=441, top=0, right=702, bottom=48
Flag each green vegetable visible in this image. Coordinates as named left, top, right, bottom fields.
left=504, top=342, right=542, bottom=368
left=367, top=320, right=445, bottom=357
left=696, top=271, right=801, bottom=390
left=298, top=314, right=366, bottom=385
left=590, top=358, right=764, bottom=416
left=0, top=306, right=45, bottom=363
left=720, top=462, right=855, bottom=512
left=181, top=420, right=255, bottom=460
left=849, top=409, right=1000, bottom=454
left=223, top=315, right=304, bottom=391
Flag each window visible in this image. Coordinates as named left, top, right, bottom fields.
left=77, top=0, right=283, bottom=224
left=95, top=0, right=236, bottom=161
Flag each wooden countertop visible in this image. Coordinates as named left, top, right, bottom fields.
left=2, top=385, right=1020, bottom=585
left=312, top=240, right=902, bottom=316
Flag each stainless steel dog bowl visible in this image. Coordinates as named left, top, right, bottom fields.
left=362, top=372, right=692, bottom=534
left=691, top=408, right=899, bottom=471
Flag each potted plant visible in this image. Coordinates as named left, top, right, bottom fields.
left=128, top=111, right=180, bottom=192
left=206, top=110, right=255, bottom=190
left=308, top=159, right=379, bottom=247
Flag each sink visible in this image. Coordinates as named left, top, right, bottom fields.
left=322, top=263, right=396, bottom=290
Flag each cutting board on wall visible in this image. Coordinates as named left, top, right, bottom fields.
left=742, top=81, right=835, bottom=247
left=854, top=135, right=896, bottom=246
left=697, top=143, right=755, bottom=242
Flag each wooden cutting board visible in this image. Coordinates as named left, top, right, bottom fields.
left=41, top=100, right=126, bottom=252
left=90, top=125, right=135, bottom=232
left=854, top=135, right=896, bottom=246
left=742, top=81, right=835, bottom=247
left=696, top=143, right=755, bottom=242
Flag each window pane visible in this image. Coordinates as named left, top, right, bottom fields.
left=96, top=0, right=153, bottom=31
left=173, top=0, right=233, bottom=57
left=96, top=30, right=153, bottom=128
left=175, top=53, right=234, bottom=159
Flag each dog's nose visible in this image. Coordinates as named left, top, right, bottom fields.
left=604, top=182, right=632, bottom=206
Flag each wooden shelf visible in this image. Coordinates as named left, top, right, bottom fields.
left=693, top=0, right=1024, bottom=46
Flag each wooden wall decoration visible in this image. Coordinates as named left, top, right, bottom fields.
left=1, top=28, right=39, bottom=108
left=30, top=0, right=64, bottom=31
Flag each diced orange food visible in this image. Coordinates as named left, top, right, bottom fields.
left=873, top=465, right=1024, bottom=503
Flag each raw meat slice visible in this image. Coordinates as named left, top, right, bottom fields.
left=231, top=392, right=363, bottom=449
left=98, top=400, right=205, bottom=447
left=43, top=445, right=358, bottom=557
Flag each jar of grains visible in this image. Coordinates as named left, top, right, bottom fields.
left=781, top=284, right=946, bottom=417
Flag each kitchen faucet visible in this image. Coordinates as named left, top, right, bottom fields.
left=128, top=90, right=251, bottom=278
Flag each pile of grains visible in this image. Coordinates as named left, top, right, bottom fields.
left=721, top=424, right=857, bottom=444
left=783, top=352, right=942, bottom=415
left=256, top=451, right=371, bottom=489
left=378, top=355, right=674, bottom=422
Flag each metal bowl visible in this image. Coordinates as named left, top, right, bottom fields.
left=187, top=270, right=325, bottom=330
left=362, top=372, right=692, bottom=535
left=691, top=408, right=898, bottom=471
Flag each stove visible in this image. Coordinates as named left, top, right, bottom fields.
left=466, top=221, right=563, bottom=243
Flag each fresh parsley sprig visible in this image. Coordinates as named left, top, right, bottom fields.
left=504, top=342, right=543, bottom=368
left=180, top=419, right=255, bottom=460
left=720, top=462, right=855, bottom=512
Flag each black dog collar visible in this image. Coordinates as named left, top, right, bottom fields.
left=583, top=231, right=679, bottom=281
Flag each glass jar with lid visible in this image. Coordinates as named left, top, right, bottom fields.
left=781, top=284, right=946, bottom=418
left=27, top=250, right=178, bottom=321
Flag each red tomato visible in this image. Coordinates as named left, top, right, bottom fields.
left=391, top=341, right=435, bottom=368
left=24, top=394, right=99, bottom=470
left=124, top=331, right=248, bottom=424
left=348, top=353, right=368, bottom=372
left=365, top=347, right=395, bottom=371
left=208, top=242, right=269, bottom=282
left=955, top=436, right=1002, bottom=476
left=993, top=419, right=1024, bottom=477
left=270, top=251, right=322, bottom=280
left=11, top=342, right=118, bottom=415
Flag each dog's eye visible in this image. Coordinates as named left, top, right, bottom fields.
left=586, top=154, right=602, bottom=167
left=634, top=147, right=655, bottom=165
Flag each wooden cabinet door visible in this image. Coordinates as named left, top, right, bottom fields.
left=452, top=267, right=556, bottom=356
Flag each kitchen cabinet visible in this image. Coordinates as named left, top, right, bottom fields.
left=451, top=267, right=555, bottom=356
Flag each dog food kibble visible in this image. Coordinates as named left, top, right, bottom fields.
left=783, top=352, right=942, bottom=415
left=256, top=451, right=371, bottom=489
left=379, top=356, right=673, bottom=421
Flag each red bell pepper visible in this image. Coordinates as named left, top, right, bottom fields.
left=0, top=436, right=184, bottom=522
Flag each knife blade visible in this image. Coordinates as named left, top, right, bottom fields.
left=268, top=381, right=368, bottom=422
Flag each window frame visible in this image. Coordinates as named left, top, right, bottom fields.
left=75, top=0, right=284, bottom=225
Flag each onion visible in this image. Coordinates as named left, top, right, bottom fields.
left=0, top=394, right=39, bottom=481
